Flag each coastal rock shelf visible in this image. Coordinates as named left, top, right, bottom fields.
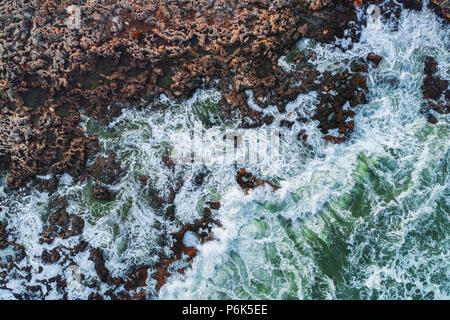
left=0, top=0, right=449, bottom=300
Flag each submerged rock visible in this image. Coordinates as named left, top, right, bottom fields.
left=236, top=168, right=279, bottom=194
left=92, top=184, right=114, bottom=201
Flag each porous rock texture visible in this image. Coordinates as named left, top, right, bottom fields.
left=0, top=0, right=362, bottom=189
left=0, top=1, right=449, bottom=189
left=369, top=0, right=449, bottom=21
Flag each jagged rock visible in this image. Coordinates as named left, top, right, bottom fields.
left=366, top=53, right=383, bottom=68
left=421, top=56, right=449, bottom=123
left=92, top=185, right=113, bottom=200
left=0, top=0, right=448, bottom=300
left=87, top=152, right=123, bottom=185
left=422, top=57, right=448, bottom=100
left=193, top=172, right=206, bottom=186
left=423, top=75, right=449, bottom=100
left=6, top=0, right=445, bottom=187
left=41, top=248, right=61, bottom=264
left=236, top=168, right=278, bottom=193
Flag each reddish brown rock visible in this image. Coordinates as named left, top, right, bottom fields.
left=92, top=184, right=113, bottom=200
left=88, top=292, right=104, bottom=300
left=87, top=152, right=123, bottom=185
left=422, top=75, right=448, bottom=101
left=312, top=71, right=367, bottom=142
left=1, top=0, right=448, bottom=189
left=123, top=265, right=150, bottom=291
left=88, top=248, right=121, bottom=285
left=298, top=129, right=308, bottom=142
left=153, top=264, right=172, bottom=291
left=0, top=0, right=363, bottom=189
left=81, top=204, right=220, bottom=296
left=206, top=201, right=221, bottom=210
left=1, top=0, right=448, bottom=301
left=41, top=248, right=61, bottom=265
left=40, top=209, right=84, bottom=245
left=366, top=53, right=383, bottom=68
left=236, top=168, right=279, bottom=194
left=428, top=0, right=450, bottom=21
left=421, top=56, right=449, bottom=124
left=151, top=205, right=221, bottom=291
left=194, top=172, right=206, bottom=186
left=33, top=175, right=59, bottom=194
left=133, top=290, right=147, bottom=300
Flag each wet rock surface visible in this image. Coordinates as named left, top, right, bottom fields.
left=236, top=168, right=279, bottom=194
left=367, top=0, right=449, bottom=24
left=87, top=152, right=123, bottom=185
left=83, top=202, right=220, bottom=299
left=92, top=184, right=114, bottom=200
left=40, top=205, right=85, bottom=244
left=0, top=221, right=32, bottom=297
left=366, top=53, right=383, bottom=68
left=0, top=0, right=364, bottom=189
left=428, top=0, right=450, bottom=21
left=0, top=1, right=447, bottom=191
left=0, top=101, right=98, bottom=190
left=0, top=182, right=220, bottom=299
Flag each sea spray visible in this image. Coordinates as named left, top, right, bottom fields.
left=160, top=6, right=449, bottom=299
left=0, top=5, right=448, bottom=299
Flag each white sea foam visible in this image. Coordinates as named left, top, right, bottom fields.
left=160, top=6, right=450, bottom=299
left=0, top=4, right=448, bottom=299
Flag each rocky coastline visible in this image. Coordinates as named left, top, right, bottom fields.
left=0, top=0, right=448, bottom=299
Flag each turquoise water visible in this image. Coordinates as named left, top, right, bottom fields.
left=0, top=6, right=448, bottom=299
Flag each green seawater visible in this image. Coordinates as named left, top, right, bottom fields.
left=0, top=6, right=448, bottom=300
left=158, top=8, right=450, bottom=300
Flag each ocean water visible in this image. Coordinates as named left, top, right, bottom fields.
left=0, top=5, right=449, bottom=299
